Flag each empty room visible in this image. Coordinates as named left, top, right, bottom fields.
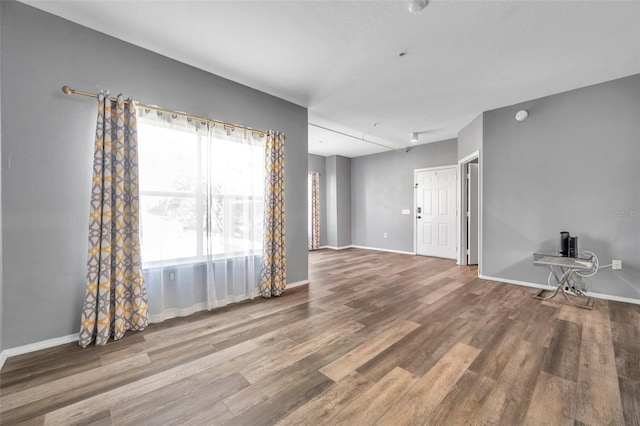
left=1, top=0, right=639, bottom=425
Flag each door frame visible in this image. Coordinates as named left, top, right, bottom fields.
left=457, top=151, right=481, bottom=271
left=413, top=165, right=458, bottom=257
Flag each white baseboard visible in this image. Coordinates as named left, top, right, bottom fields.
left=0, top=351, right=7, bottom=370
left=479, top=274, right=640, bottom=305
left=478, top=274, right=549, bottom=290
left=349, top=245, right=416, bottom=256
left=0, top=333, right=79, bottom=370
left=0, top=279, right=313, bottom=371
left=586, top=290, right=640, bottom=305
left=325, top=245, right=415, bottom=256
left=288, top=280, right=310, bottom=289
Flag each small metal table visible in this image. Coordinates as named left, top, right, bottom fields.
left=532, top=253, right=594, bottom=310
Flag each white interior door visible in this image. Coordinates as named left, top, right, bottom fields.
left=415, top=167, right=457, bottom=259
left=467, top=163, right=479, bottom=265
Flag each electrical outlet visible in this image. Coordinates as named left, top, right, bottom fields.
left=612, top=260, right=622, bottom=270
left=169, top=272, right=176, bottom=280
left=383, top=233, right=388, bottom=238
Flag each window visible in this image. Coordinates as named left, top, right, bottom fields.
left=137, top=116, right=264, bottom=266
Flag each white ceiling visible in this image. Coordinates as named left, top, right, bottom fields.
left=22, top=0, right=640, bottom=158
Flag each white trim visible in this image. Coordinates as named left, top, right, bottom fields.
left=350, top=245, right=415, bottom=255
left=479, top=274, right=640, bottom=305
left=457, top=151, right=480, bottom=267
left=588, top=291, right=640, bottom=305
left=0, top=351, right=8, bottom=371
left=459, top=151, right=481, bottom=165
left=0, top=333, right=79, bottom=370
left=325, top=245, right=352, bottom=250
left=478, top=150, right=483, bottom=275
left=0, top=278, right=313, bottom=371
left=288, top=280, right=311, bottom=289
left=318, top=246, right=330, bottom=249
left=479, top=274, right=549, bottom=290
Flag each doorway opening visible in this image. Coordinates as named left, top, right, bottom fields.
left=457, top=151, right=481, bottom=270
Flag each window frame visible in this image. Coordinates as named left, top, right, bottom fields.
left=137, top=118, right=265, bottom=269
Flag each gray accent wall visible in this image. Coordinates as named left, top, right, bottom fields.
left=308, top=154, right=327, bottom=247
left=458, top=113, right=483, bottom=161
left=483, top=74, right=640, bottom=299
left=351, top=140, right=458, bottom=253
left=1, top=1, right=308, bottom=349
left=325, top=155, right=352, bottom=248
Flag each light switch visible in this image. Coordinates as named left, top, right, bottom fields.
left=402, top=209, right=411, bottom=215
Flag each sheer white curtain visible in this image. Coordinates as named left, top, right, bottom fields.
left=137, top=110, right=264, bottom=322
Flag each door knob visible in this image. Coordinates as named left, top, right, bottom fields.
left=417, top=216, right=422, bottom=219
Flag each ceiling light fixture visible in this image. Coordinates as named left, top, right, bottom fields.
left=411, top=132, right=419, bottom=143
left=408, top=0, right=428, bottom=13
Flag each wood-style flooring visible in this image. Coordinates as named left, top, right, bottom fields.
left=1, top=248, right=639, bottom=425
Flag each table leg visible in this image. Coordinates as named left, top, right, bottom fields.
left=532, top=269, right=593, bottom=310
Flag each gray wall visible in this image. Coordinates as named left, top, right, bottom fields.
left=483, top=74, right=640, bottom=299
left=458, top=113, right=483, bottom=161
left=325, top=155, right=352, bottom=248
left=351, top=140, right=458, bottom=253
left=1, top=1, right=308, bottom=349
left=335, top=156, right=352, bottom=248
left=308, top=154, right=327, bottom=247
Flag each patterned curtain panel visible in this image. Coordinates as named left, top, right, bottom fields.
left=259, top=130, right=287, bottom=297
left=309, top=172, right=320, bottom=250
left=79, top=91, right=148, bottom=347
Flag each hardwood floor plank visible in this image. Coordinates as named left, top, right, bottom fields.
left=420, top=277, right=470, bottom=305
left=376, top=342, right=480, bottom=426
left=574, top=339, right=625, bottom=425
left=542, top=319, right=583, bottom=382
left=275, top=371, right=373, bottom=426
left=459, top=304, right=512, bottom=350
left=522, top=371, right=577, bottom=426
left=474, top=339, right=547, bottom=426
left=0, top=353, right=150, bottom=412
left=468, top=318, right=528, bottom=380
left=222, top=371, right=333, bottom=426
left=355, top=320, right=448, bottom=382
left=328, top=366, right=418, bottom=425
left=41, top=339, right=260, bottom=425
left=521, top=302, right=560, bottom=347
left=610, top=321, right=640, bottom=382
left=12, top=416, right=45, bottom=426
left=398, top=317, right=477, bottom=377
left=619, top=378, right=640, bottom=426
left=173, top=400, right=234, bottom=426
left=241, top=320, right=365, bottom=384
left=0, top=249, right=636, bottom=425
left=418, top=370, right=495, bottom=425
left=406, top=292, right=481, bottom=326
left=110, top=372, right=248, bottom=425
left=319, top=319, right=420, bottom=382
left=223, top=329, right=369, bottom=417
left=244, top=302, right=355, bottom=346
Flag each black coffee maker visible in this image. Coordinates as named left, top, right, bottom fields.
left=560, top=231, right=578, bottom=258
